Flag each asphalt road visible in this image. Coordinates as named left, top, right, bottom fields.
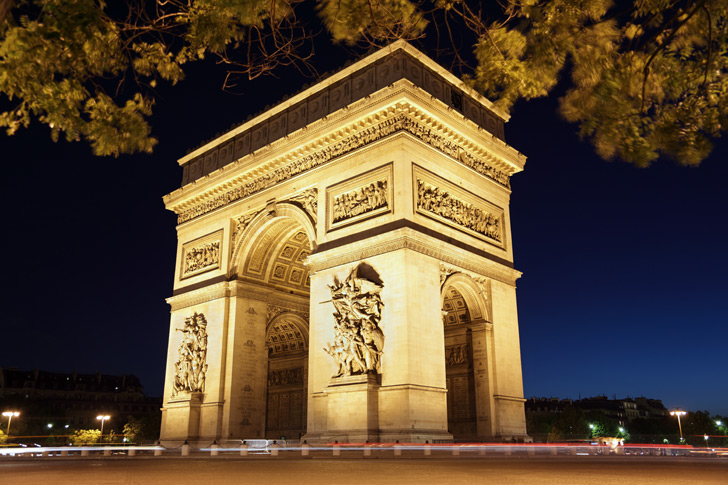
left=1, top=456, right=726, bottom=484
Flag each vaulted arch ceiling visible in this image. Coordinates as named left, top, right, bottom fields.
left=442, top=287, right=471, bottom=327
left=242, top=220, right=311, bottom=294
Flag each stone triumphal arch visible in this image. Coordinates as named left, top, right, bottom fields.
left=160, top=41, right=530, bottom=445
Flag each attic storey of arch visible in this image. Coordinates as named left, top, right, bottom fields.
left=0, top=0, right=726, bottom=165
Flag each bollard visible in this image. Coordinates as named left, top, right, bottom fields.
left=301, top=441, right=310, bottom=457
left=181, top=442, right=190, bottom=457
left=504, top=446, right=512, bottom=456
left=154, top=447, right=163, bottom=456
left=240, top=443, right=249, bottom=457
left=527, top=446, right=535, bottom=456
left=104, top=448, right=111, bottom=457
left=271, top=441, right=279, bottom=457
left=394, top=442, right=402, bottom=457
left=452, top=446, right=460, bottom=456
left=211, top=441, right=219, bottom=456
left=550, top=447, right=557, bottom=456
left=479, top=446, right=486, bottom=456
left=128, top=449, right=136, bottom=457
left=332, top=442, right=340, bottom=457
left=570, top=447, right=577, bottom=456
left=41, top=451, right=49, bottom=457
left=363, top=443, right=371, bottom=457
left=81, top=449, right=89, bottom=457
left=424, top=441, right=431, bottom=457
left=61, top=449, right=69, bottom=457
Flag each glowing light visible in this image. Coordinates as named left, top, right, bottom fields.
left=2, top=411, right=20, bottom=439
left=97, top=415, right=111, bottom=440
left=669, top=409, right=687, bottom=442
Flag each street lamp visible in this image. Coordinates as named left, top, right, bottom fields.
left=670, top=409, right=687, bottom=442
left=97, top=415, right=110, bottom=441
left=2, top=411, right=20, bottom=440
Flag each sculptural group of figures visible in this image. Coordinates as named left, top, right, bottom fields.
left=332, top=181, right=388, bottom=223
left=445, top=344, right=469, bottom=367
left=416, top=180, right=501, bottom=241
left=183, top=241, right=220, bottom=275
left=324, top=270, right=385, bottom=377
left=267, top=367, right=304, bottom=387
left=172, top=312, right=209, bottom=397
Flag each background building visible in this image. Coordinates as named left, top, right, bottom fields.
left=0, top=367, right=160, bottom=441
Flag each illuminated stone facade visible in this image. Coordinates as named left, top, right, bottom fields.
left=160, top=41, right=529, bottom=446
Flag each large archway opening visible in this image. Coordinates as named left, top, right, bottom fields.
left=234, top=206, right=314, bottom=441
left=265, top=313, right=308, bottom=439
left=442, top=285, right=477, bottom=441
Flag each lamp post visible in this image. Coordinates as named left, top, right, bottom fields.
left=670, top=409, right=687, bottom=442
left=97, top=415, right=110, bottom=442
left=2, top=411, right=20, bottom=440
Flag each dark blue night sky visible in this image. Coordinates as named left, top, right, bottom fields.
left=2, top=43, right=726, bottom=417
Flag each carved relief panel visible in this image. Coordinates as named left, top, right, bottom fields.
left=180, top=230, right=223, bottom=279
left=171, top=312, right=209, bottom=397
left=413, top=165, right=506, bottom=249
left=324, top=263, right=385, bottom=377
left=326, top=164, right=393, bottom=232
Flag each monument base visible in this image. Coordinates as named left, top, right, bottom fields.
left=318, top=373, right=380, bottom=443
left=159, top=392, right=203, bottom=446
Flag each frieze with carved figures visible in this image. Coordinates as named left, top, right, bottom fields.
left=176, top=112, right=510, bottom=224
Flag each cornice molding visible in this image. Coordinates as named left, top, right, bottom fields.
left=306, top=227, right=522, bottom=286
left=165, top=83, right=525, bottom=226
left=166, top=282, right=230, bottom=312
left=167, top=279, right=311, bottom=312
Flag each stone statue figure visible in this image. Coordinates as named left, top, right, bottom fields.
left=172, top=312, right=209, bottom=397
left=324, top=265, right=385, bottom=377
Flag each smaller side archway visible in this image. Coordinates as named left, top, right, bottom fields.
left=441, top=273, right=495, bottom=441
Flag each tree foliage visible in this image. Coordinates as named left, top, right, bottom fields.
left=69, top=428, right=101, bottom=446
left=1, top=0, right=727, bottom=165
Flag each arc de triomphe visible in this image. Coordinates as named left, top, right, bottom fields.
left=160, top=41, right=530, bottom=445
